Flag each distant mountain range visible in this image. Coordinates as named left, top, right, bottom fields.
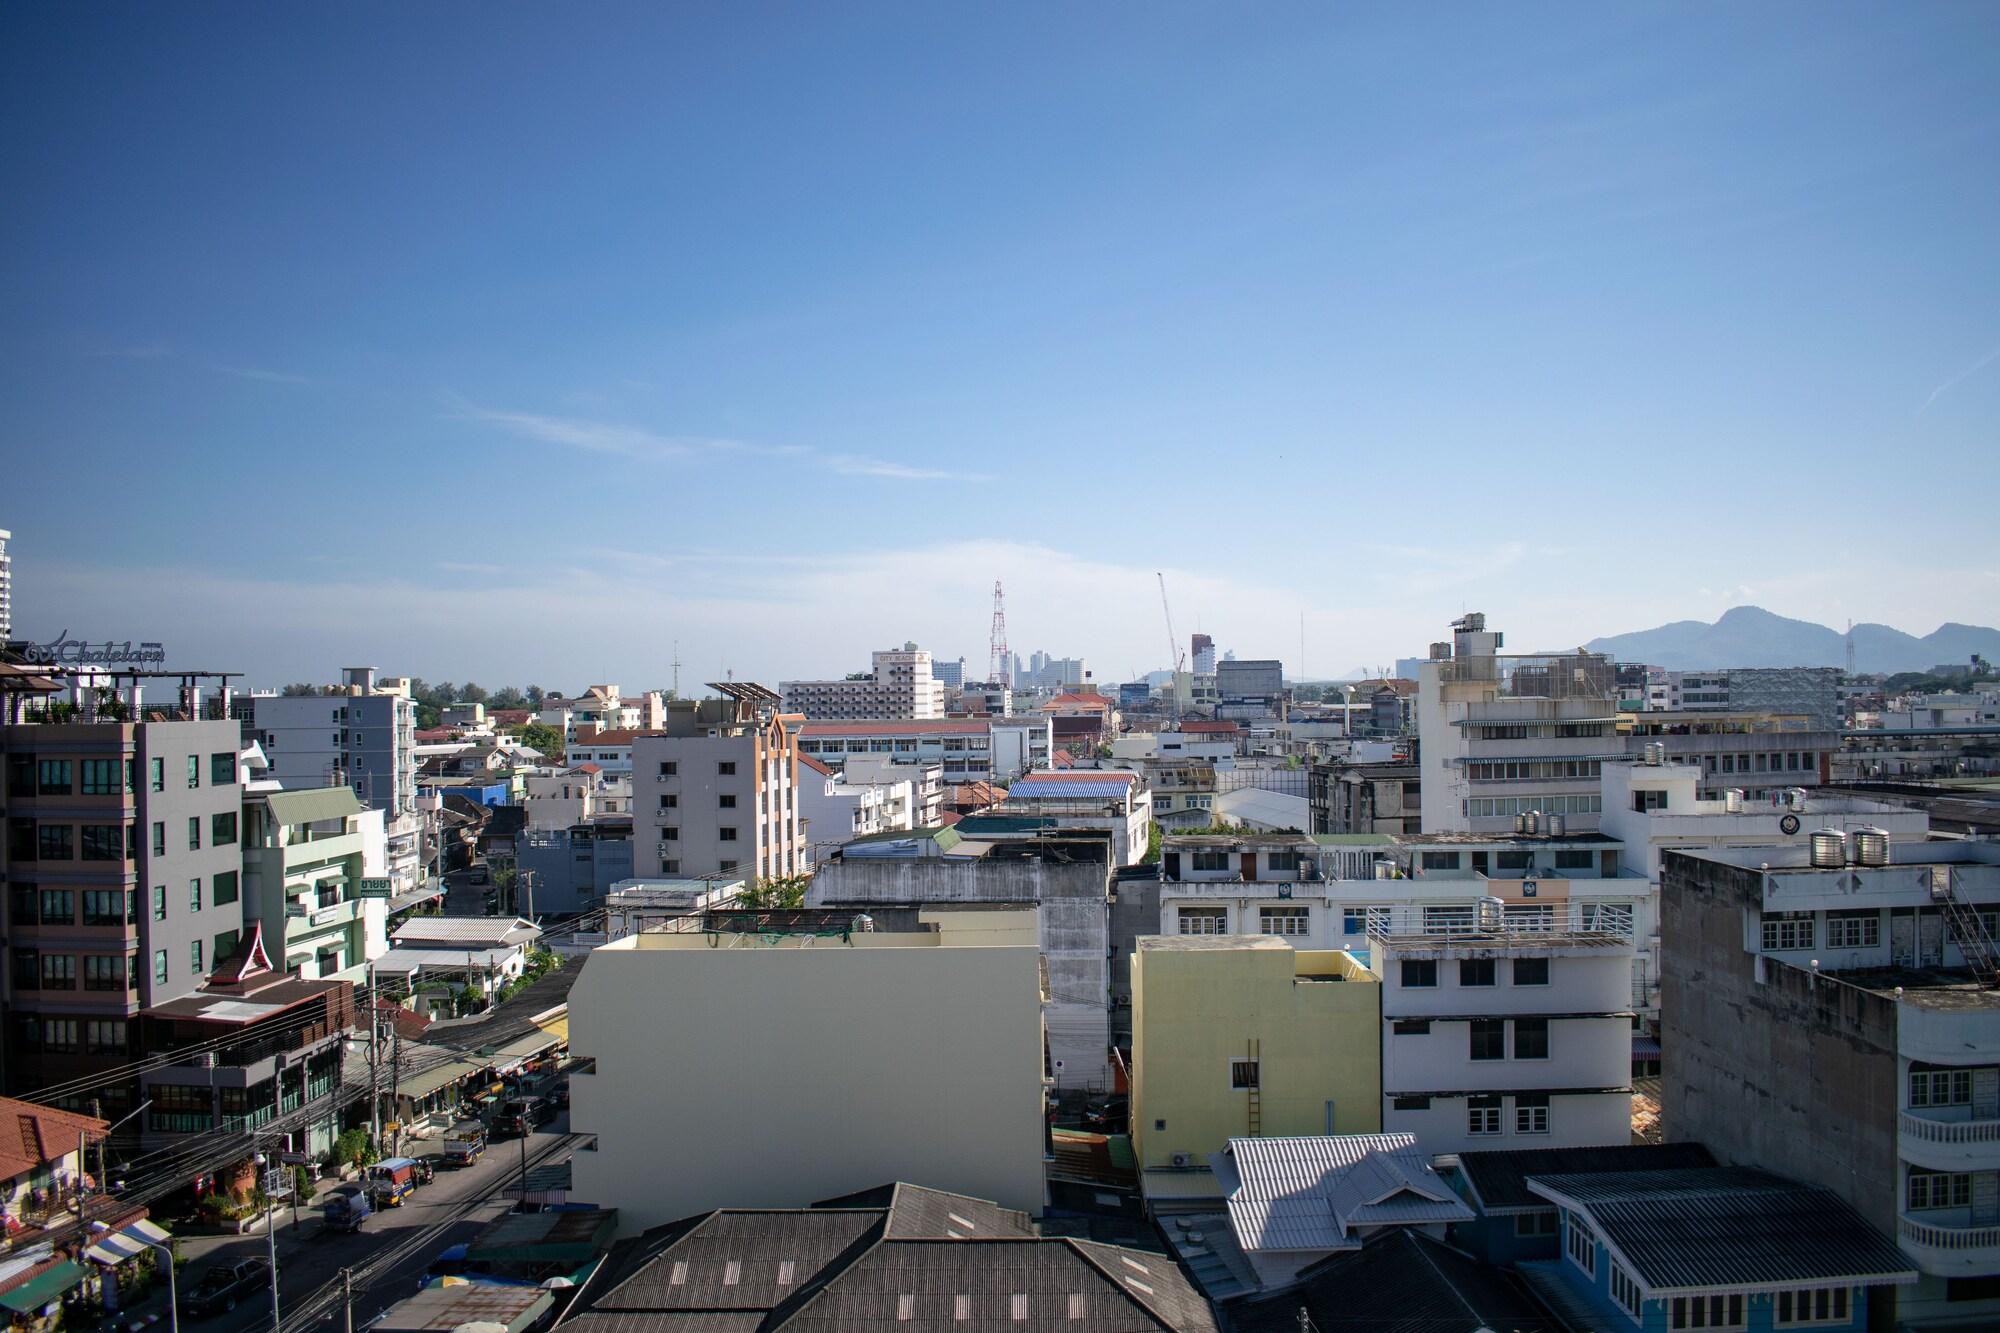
left=1582, top=606, right=2000, bottom=674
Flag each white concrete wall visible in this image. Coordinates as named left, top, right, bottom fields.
left=569, top=939, right=1047, bottom=1232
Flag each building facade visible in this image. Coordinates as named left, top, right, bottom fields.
left=628, top=685, right=804, bottom=883
left=1661, top=840, right=2000, bottom=1328
left=781, top=644, right=946, bottom=720
left=3, top=700, right=247, bottom=1102
left=241, top=785, right=387, bottom=982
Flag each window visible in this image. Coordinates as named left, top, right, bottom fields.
left=40, top=953, right=76, bottom=990
left=1267, top=851, right=1300, bottom=873
left=1259, top=907, right=1308, bottom=937
left=719, top=794, right=737, bottom=809
left=1342, top=908, right=1370, bottom=936
left=719, top=860, right=739, bottom=873
left=80, top=759, right=121, bottom=795
left=189, top=879, right=202, bottom=913
left=213, top=930, right=239, bottom=963
left=1762, top=912, right=1814, bottom=952
left=1468, top=1094, right=1502, bottom=1136
left=151, top=821, right=165, bottom=855
left=1178, top=909, right=1226, bottom=936
left=211, top=812, right=237, bottom=845
left=186, top=816, right=201, bottom=850
left=187, top=755, right=201, bottom=788
left=85, top=1019, right=126, bottom=1055
left=1514, top=1018, right=1550, bottom=1060
left=1908, top=1169, right=1972, bottom=1211
left=1672, top=1294, right=1747, bottom=1331
left=1230, top=1058, right=1260, bottom=1090
left=661, top=827, right=679, bottom=841
left=1911, top=1067, right=1972, bottom=1108
left=1392, top=1095, right=1431, bottom=1110
left=1565, top=1213, right=1597, bottom=1275
left=1516, top=1093, right=1551, bottom=1134
left=37, top=759, right=72, bottom=795
left=40, top=888, right=74, bottom=923
left=1826, top=910, right=1879, bottom=950
left=717, top=761, right=736, bottom=776
left=149, top=757, right=164, bottom=792
left=40, top=1019, right=79, bottom=1054
left=190, top=939, right=203, bottom=974
left=1515, top=1209, right=1558, bottom=1238
left=1470, top=1019, right=1507, bottom=1060
left=1392, top=1019, right=1432, bottom=1035
left=955, top=1294, right=972, bottom=1322
left=153, top=949, right=169, bottom=985
left=38, top=824, right=74, bottom=860
left=82, top=824, right=125, bottom=860
left=1774, top=1287, right=1849, bottom=1327
left=658, top=761, right=677, bottom=778
left=211, top=752, right=234, bottom=785
left=1610, top=1262, right=1643, bottom=1319
left=658, top=794, right=678, bottom=810
left=213, top=871, right=238, bottom=906
left=719, top=827, right=738, bottom=842
left=1401, top=959, right=1438, bottom=988
left=1514, top=957, right=1550, bottom=986
left=152, top=885, right=167, bottom=921
left=86, top=955, right=125, bottom=991
left=1496, top=850, right=1533, bottom=871
left=1421, top=851, right=1459, bottom=871
left=81, top=890, right=120, bottom=926
left=1460, top=959, right=1496, bottom=987
left=1555, top=849, right=1593, bottom=870
left=1191, top=849, right=1231, bottom=872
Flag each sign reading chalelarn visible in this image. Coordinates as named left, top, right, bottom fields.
left=20, top=632, right=166, bottom=667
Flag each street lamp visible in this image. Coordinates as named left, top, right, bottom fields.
left=252, top=1152, right=281, bottom=1328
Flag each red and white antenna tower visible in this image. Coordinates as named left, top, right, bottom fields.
left=989, top=580, right=1011, bottom=687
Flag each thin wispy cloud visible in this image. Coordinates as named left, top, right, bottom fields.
left=1918, top=343, right=2000, bottom=415
left=213, top=364, right=311, bottom=385
left=452, top=397, right=974, bottom=482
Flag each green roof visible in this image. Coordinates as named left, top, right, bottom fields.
left=265, top=786, right=366, bottom=826
left=1, top=1261, right=85, bottom=1314
left=1311, top=833, right=1397, bottom=846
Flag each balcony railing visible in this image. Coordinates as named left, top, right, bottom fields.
left=1901, top=1112, right=2000, bottom=1146
left=1365, top=901, right=1635, bottom=943
left=1901, top=1215, right=2000, bottom=1251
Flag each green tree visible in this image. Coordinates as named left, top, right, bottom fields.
left=739, top=874, right=812, bottom=910
left=525, top=685, right=546, bottom=709
left=516, top=721, right=564, bottom=759
left=487, top=686, right=528, bottom=711
left=459, top=681, right=489, bottom=704
left=1141, top=823, right=1162, bottom=865
left=281, top=682, right=320, bottom=696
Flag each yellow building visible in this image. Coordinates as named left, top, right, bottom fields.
left=1131, top=936, right=1381, bottom=1205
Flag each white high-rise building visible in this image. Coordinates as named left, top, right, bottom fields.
left=1418, top=613, right=1618, bottom=834
left=0, top=527, right=12, bottom=643
left=781, top=643, right=946, bottom=720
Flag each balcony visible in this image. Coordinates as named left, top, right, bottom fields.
left=1899, top=1214, right=2000, bottom=1275
left=1899, top=1110, right=2000, bottom=1171
left=1366, top=901, right=1635, bottom=944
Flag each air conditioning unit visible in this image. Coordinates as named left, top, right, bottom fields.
left=1170, top=1152, right=1194, bottom=1169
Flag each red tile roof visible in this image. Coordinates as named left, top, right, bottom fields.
left=489, top=709, right=536, bottom=725
left=1046, top=693, right=1111, bottom=711
left=1051, top=749, right=1075, bottom=768
left=573, top=728, right=648, bottom=747
left=799, top=754, right=835, bottom=777
left=800, top=720, right=988, bottom=737
left=0, top=1097, right=109, bottom=1182
left=414, top=727, right=456, bottom=743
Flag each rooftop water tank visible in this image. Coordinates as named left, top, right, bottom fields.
left=1809, top=829, right=1847, bottom=869
left=1724, top=789, right=1744, bottom=814
left=1548, top=813, right=1567, bottom=837
left=1477, top=896, right=1505, bottom=932
left=1852, top=827, right=1891, bottom=867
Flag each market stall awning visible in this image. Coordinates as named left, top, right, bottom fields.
left=84, top=1218, right=172, bottom=1266
left=396, top=1056, right=491, bottom=1102
left=1, top=1261, right=86, bottom=1312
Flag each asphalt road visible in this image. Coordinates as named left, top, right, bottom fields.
left=171, top=1119, right=576, bottom=1332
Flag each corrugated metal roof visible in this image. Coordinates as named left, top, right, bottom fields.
left=264, top=785, right=366, bottom=826
left=1212, top=1135, right=1471, bottom=1254
left=393, top=916, right=540, bottom=946
left=1455, top=1143, right=1715, bottom=1213
left=1527, top=1167, right=1917, bottom=1292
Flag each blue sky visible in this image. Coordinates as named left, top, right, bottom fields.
left=3, top=3, right=1996, bottom=688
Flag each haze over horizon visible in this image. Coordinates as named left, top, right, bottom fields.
left=4, top=4, right=1996, bottom=686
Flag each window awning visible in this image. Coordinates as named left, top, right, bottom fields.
left=84, top=1218, right=172, bottom=1267
left=1, top=1260, right=86, bottom=1312
left=395, top=1057, right=490, bottom=1102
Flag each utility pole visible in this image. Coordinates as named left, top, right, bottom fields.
left=521, top=868, right=535, bottom=924
left=87, top=1098, right=103, bottom=1211
left=389, top=1019, right=403, bottom=1159
left=366, top=960, right=382, bottom=1150
left=518, top=1131, right=530, bottom=1210
left=341, top=1268, right=353, bottom=1333
left=259, top=1157, right=281, bottom=1331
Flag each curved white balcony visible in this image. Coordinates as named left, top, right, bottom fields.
left=1899, top=1110, right=2000, bottom=1171
left=1900, top=1214, right=2000, bottom=1275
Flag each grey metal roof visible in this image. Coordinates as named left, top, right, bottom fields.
left=1526, top=1167, right=1918, bottom=1293
left=1211, top=1135, right=1472, bottom=1254
left=1232, top=1229, right=1560, bottom=1333
left=1453, top=1142, right=1716, bottom=1214
left=594, top=1210, right=882, bottom=1312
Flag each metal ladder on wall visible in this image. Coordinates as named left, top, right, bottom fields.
left=1246, top=1038, right=1263, bottom=1138
left=1932, top=866, right=2000, bottom=988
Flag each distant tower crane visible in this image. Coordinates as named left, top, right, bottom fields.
left=1158, top=572, right=1187, bottom=720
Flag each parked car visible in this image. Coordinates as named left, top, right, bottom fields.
left=322, top=1184, right=371, bottom=1234
left=181, top=1258, right=271, bottom=1317
left=492, top=1097, right=552, bottom=1139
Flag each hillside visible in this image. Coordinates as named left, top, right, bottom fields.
left=1584, top=606, right=2000, bottom=673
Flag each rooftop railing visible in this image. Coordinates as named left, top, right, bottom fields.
left=1436, top=653, right=1616, bottom=701
left=1365, top=901, right=1635, bottom=943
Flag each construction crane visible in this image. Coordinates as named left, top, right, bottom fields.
left=1158, top=572, right=1186, bottom=721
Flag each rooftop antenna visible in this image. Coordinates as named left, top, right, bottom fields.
left=1845, top=619, right=1856, bottom=678
left=671, top=640, right=682, bottom=698
left=989, top=580, right=1011, bottom=687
